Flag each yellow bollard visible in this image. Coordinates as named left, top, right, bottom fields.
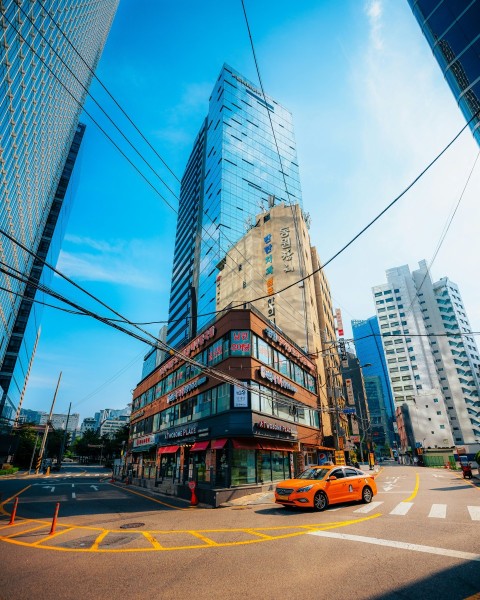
left=46, top=466, right=50, bottom=476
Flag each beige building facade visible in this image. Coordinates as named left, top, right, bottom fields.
left=216, top=203, right=345, bottom=447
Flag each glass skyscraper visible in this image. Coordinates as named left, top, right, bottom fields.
left=167, top=64, right=303, bottom=348
left=0, top=1, right=118, bottom=425
left=407, top=0, right=480, bottom=145
left=352, top=317, right=396, bottom=445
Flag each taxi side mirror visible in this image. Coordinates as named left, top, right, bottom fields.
left=328, top=475, right=337, bottom=481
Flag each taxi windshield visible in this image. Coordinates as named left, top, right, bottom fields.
left=298, top=467, right=330, bottom=481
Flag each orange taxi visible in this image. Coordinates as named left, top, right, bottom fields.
left=275, top=464, right=377, bottom=511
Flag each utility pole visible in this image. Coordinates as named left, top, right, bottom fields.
left=58, top=401, right=71, bottom=465
left=35, top=372, right=62, bottom=475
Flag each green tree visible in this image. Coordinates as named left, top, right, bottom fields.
left=13, top=425, right=38, bottom=469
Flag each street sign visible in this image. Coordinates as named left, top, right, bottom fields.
left=338, top=338, right=348, bottom=368
left=343, top=407, right=356, bottom=415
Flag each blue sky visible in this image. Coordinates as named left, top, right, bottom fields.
left=22, top=0, right=480, bottom=422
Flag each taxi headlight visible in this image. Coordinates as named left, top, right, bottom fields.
left=296, top=484, right=314, bottom=493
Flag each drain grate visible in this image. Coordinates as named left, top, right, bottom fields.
left=119, top=522, right=145, bottom=529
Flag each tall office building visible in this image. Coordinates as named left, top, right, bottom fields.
left=407, top=0, right=480, bottom=145
left=167, top=64, right=302, bottom=348
left=352, top=317, right=396, bottom=445
left=373, top=260, right=480, bottom=453
left=0, top=1, right=118, bottom=425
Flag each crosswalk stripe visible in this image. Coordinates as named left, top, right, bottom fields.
left=390, top=502, right=413, bottom=516
left=468, top=506, right=480, bottom=521
left=428, top=504, right=446, bottom=519
left=354, top=501, right=383, bottom=514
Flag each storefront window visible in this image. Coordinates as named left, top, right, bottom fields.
left=272, top=451, right=289, bottom=481
left=193, top=452, right=207, bottom=482
left=256, top=337, right=272, bottom=366
left=278, top=351, right=289, bottom=377
left=231, top=449, right=256, bottom=486
left=195, top=392, right=211, bottom=419
left=257, top=451, right=272, bottom=483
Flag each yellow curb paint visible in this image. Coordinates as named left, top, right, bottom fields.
left=403, top=473, right=420, bottom=502
left=90, top=529, right=110, bottom=551
left=142, top=531, right=163, bottom=550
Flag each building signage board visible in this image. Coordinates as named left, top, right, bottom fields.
left=231, top=331, right=251, bottom=356
left=263, top=327, right=312, bottom=369
left=234, top=385, right=248, bottom=407
left=342, top=407, right=356, bottom=415
left=133, top=434, right=157, bottom=448
left=167, top=376, right=208, bottom=404
left=259, top=365, right=297, bottom=394
left=254, top=419, right=296, bottom=436
left=280, top=227, right=295, bottom=273
left=338, top=338, right=348, bottom=368
left=335, top=309, right=344, bottom=337
left=345, top=378, right=355, bottom=405
left=164, top=425, right=198, bottom=440
left=157, top=326, right=215, bottom=379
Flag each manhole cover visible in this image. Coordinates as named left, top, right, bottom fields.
left=119, top=522, right=145, bottom=529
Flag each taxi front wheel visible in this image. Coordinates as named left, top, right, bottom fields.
left=314, top=491, right=328, bottom=511
left=362, top=486, right=373, bottom=504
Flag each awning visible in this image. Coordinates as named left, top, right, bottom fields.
left=211, top=438, right=228, bottom=450
left=190, top=441, right=210, bottom=452
left=232, top=438, right=262, bottom=450
left=158, top=445, right=179, bottom=455
left=132, top=444, right=156, bottom=453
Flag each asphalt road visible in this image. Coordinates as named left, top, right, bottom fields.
left=0, top=464, right=479, bottom=600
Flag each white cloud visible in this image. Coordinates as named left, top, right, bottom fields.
left=366, top=0, right=384, bottom=51
left=57, top=237, right=170, bottom=290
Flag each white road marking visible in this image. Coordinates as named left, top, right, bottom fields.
left=90, top=485, right=98, bottom=491
left=428, top=504, right=447, bottom=519
left=383, top=485, right=395, bottom=492
left=354, top=501, right=383, bottom=514
left=72, top=492, right=76, bottom=499
left=309, top=531, right=480, bottom=562
left=42, top=486, right=55, bottom=493
left=468, top=506, right=480, bottom=521
left=72, top=484, right=75, bottom=488
left=390, top=502, right=413, bottom=516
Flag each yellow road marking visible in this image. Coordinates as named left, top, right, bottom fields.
left=142, top=531, right=163, bottom=549
left=0, top=512, right=380, bottom=553
left=403, top=473, right=420, bottom=502
left=245, top=529, right=274, bottom=540
left=0, top=484, right=32, bottom=516
left=189, top=531, right=219, bottom=545
left=111, top=483, right=191, bottom=510
left=4, top=524, right=47, bottom=538
left=91, top=529, right=109, bottom=551
left=32, top=527, right=74, bottom=546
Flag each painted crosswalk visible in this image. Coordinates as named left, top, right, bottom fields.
left=354, top=501, right=480, bottom=521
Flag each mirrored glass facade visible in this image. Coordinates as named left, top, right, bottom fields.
left=167, top=64, right=303, bottom=348
left=0, top=1, right=118, bottom=424
left=408, top=0, right=480, bottom=145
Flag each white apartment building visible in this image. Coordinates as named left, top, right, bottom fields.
left=373, top=261, right=480, bottom=450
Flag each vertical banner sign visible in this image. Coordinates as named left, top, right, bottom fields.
left=338, top=338, right=349, bottom=368
left=345, top=378, right=355, bottom=405
left=335, top=308, right=344, bottom=337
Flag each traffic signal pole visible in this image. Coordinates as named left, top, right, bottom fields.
left=35, top=372, right=62, bottom=475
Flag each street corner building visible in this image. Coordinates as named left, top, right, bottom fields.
left=128, top=307, right=333, bottom=507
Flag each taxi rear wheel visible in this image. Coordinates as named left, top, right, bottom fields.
left=362, top=486, right=373, bottom=504
left=314, top=491, right=328, bottom=511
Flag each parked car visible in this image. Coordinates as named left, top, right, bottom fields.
left=275, top=465, right=377, bottom=511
